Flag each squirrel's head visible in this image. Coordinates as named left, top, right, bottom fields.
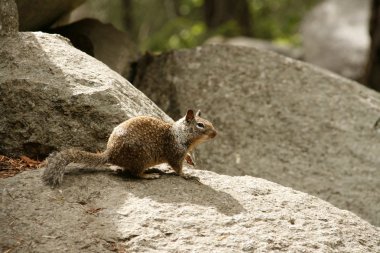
left=174, top=109, right=217, bottom=150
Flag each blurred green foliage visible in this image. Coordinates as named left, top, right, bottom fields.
left=129, top=0, right=206, bottom=51
left=249, top=0, right=321, bottom=46
left=84, top=0, right=321, bottom=52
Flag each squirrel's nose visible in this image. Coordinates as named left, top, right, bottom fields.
left=209, top=130, right=217, bottom=138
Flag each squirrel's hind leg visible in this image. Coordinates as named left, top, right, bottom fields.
left=120, top=167, right=161, bottom=179
left=138, top=172, right=161, bottom=179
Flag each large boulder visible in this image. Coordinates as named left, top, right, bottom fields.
left=15, top=0, right=85, bottom=31
left=0, top=32, right=170, bottom=158
left=206, top=36, right=303, bottom=60
left=301, top=0, right=370, bottom=80
left=1, top=168, right=379, bottom=252
left=132, top=45, right=380, bottom=226
left=0, top=0, right=18, bottom=36
left=50, top=19, right=139, bottom=79
left=54, top=0, right=125, bottom=30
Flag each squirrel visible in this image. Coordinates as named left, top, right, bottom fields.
left=42, top=109, right=217, bottom=187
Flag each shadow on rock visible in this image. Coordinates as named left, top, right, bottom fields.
left=62, top=167, right=245, bottom=216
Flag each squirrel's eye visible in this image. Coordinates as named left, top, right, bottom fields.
left=196, top=122, right=205, bottom=128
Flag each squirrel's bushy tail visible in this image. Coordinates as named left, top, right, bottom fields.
left=42, top=148, right=108, bottom=187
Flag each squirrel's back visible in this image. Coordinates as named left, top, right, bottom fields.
left=107, top=116, right=173, bottom=169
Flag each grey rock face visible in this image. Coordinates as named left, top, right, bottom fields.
left=15, top=0, right=85, bottom=31
left=0, top=32, right=170, bottom=158
left=1, top=168, right=379, bottom=252
left=132, top=44, right=380, bottom=226
left=206, top=36, right=304, bottom=60
left=0, top=0, right=18, bottom=36
left=301, top=0, right=370, bottom=80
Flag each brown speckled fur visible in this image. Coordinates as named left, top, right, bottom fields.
left=42, top=109, right=216, bottom=187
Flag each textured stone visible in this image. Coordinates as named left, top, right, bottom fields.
left=0, top=32, right=170, bottom=158
left=0, top=0, right=18, bottom=36
left=132, top=44, right=380, bottom=226
left=0, top=168, right=379, bottom=252
left=301, top=0, right=370, bottom=80
left=206, top=36, right=303, bottom=60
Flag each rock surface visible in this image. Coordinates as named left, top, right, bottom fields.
left=15, top=0, right=85, bottom=31
left=0, top=32, right=170, bottom=158
left=0, top=0, right=18, bottom=36
left=132, top=44, right=380, bottom=226
left=206, top=36, right=303, bottom=60
left=301, top=0, right=370, bottom=80
left=54, top=0, right=126, bottom=32
left=1, top=168, right=379, bottom=252
left=50, top=19, right=139, bottom=79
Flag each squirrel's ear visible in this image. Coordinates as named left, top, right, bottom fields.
left=185, top=109, right=195, bottom=122
left=196, top=110, right=201, bottom=117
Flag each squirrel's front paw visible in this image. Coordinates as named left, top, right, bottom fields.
left=180, top=173, right=200, bottom=181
